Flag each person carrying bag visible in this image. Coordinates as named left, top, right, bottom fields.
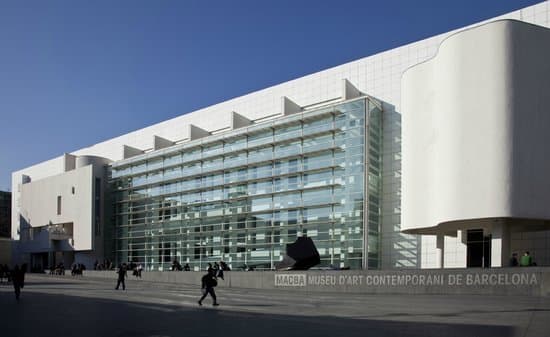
left=198, top=269, right=219, bottom=306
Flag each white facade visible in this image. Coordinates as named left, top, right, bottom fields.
left=11, top=1, right=550, bottom=269
left=402, top=19, right=550, bottom=268
left=20, top=165, right=94, bottom=250
left=14, top=155, right=111, bottom=268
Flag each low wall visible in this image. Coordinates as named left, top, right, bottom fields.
left=84, top=267, right=550, bottom=297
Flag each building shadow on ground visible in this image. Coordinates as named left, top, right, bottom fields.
left=0, top=290, right=517, bottom=337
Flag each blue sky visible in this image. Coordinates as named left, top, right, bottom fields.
left=0, top=0, right=543, bottom=190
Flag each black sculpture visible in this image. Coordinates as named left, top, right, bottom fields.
left=276, top=236, right=320, bottom=270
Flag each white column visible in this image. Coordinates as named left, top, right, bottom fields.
left=457, top=230, right=468, bottom=268
left=491, top=220, right=510, bottom=267
left=436, top=233, right=445, bottom=268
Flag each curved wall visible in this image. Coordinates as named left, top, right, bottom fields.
left=75, top=155, right=112, bottom=170
left=402, top=20, right=550, bottom=233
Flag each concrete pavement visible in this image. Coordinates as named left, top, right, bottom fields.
left=1, top=274, right=549, bottom=337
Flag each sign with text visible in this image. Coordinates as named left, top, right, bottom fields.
left=274, top=272, right=538, bottom=288
left=274, top=273, right=307, bottom=287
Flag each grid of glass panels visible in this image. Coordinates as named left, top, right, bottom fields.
left=110, top=98, right=382, bottom=271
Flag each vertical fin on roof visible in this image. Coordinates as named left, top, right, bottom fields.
left=153, top=135, right=175, bottom=150
left=188, top=124, right=210, bottom=141
left=123, top=145, right=145, bottom=159
left=231, top=111, right=252, bottom=130
left=63, top=153, right=76, bottom=172
left=342, top=78, right=362, bottom=100
left=281, top=96, right=302, bottom=115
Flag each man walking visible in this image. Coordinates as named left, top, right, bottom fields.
left=12, top=265, right=24, bottom=301
left=115, top=263, right=127, bottom=290
left=198, top=269, right=219, bottom=306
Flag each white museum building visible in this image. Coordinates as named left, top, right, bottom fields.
left=10, top=1, right=550, bottom=271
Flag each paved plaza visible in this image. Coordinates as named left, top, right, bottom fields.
left=1, top=274, right=550, bottom=337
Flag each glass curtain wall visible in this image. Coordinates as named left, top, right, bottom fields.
left=110, top=98, right=381, bottom=271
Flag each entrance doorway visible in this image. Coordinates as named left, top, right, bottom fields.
left=466, top=229, right=491, bottom=268
left=30, top=253, right=49, bottom=272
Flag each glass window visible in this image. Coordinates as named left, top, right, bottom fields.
left=163, top=182, right=180, bottom=194
left=224, top=136, right=247, bottom=152
left=203, top=142, right=223, bottom=157
left=180, top=179, right=194, bottom=191
left=149, top=186, right=162, bottom=196
left=275, top=210, right=299, bottom=226
left=254, top=164, right=272, bottom=179
left=303, top=189, right=332, bottom=206
left=112, top=166, right=131, bottom=178
left=248, top=130, right=273, bottom=147
left=202, top=188, right=223, bottom=202
left=227, top=184, right=247, bottom=199
left=274, top=122, right=301, bottom=141
left=224, top=152, right=247, bottom=169
left=303, top=116, right=333, bottom=136
left=183, top=162, right=201, bottom=176
left=248, top=146, right=272, bottom=164
left=288, top=175, right=299, bottom=190
left=164, top=153, right=182, bottom=166
left=256, top=181, right=273, bottom=194
left=303, top=170, right=332, bottom=188
left=147, top=171, right=163, bottom=184
left=224, top=168, right=247, bottom=184
left=249, top=180, right=271, bottom=195
left=303, top=152, right=333, bottom=171
left=273, top=175, right=300, bottom=192
left=132, top=162, right=147, bottom=175
left=112, top=99, right=370, bottom=271
left=273, top=158, right=300, bottom=175
left=201, top=203, right=223, bottom=217
left=203, top=174, right=223, bottom=187
left=203, top=157, right=223, bottom=172
left=274, top=140, right=301, bottom=157
left=303, top=134, right=333, bottom=153
left=251, top=196, right=271, bottom=212
left=183, top=192, right=201, bottom=204
left=225, top=200, right=247, bottom=215
left=147, top=158, right=163, bottom=171
left=273, top=192, right=300, bottom=209
left=273, top=178, right=282, bottom=192
left=303, top=207, right=331, bottom=223
left=132, top=174, right=147, bottom=187
left=164, top=166, right=182, bottom=179
left=182, top=147, right=201, bottom=162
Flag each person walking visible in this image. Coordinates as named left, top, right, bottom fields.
left=115, top=263, right=127, bottom=290
left=0, top=264, right=5, bottom=283
left=12, top=265, right=24, bottom=301
left=217, top=261, right=226, bottom=280
left=198, top=269, right=219, bottom=306
left=509, top=253, right=519, bottom=267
